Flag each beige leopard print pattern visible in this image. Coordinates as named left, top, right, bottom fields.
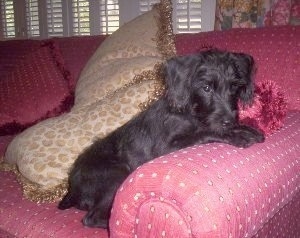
left=5, top=80, right=157, bottom=189
left=74, top=8, right=162, bottom=108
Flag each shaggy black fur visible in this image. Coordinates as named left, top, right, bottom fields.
left=58, top=49, right=264, bottom=228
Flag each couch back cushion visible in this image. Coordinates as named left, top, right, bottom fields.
left=0, top=39, right=41, bottom=79
left=175, top=26, right=300, bottom=110
left=53, top=35, right=107, bottom=90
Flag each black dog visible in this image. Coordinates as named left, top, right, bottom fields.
left=58, top=49, right=264, bottom=228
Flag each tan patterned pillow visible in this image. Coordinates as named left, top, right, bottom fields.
left=5, top=80, right=156, bottom=189
left=74, top=8, right=161, bottom=108
left=2, top=0, right=175, bottom=202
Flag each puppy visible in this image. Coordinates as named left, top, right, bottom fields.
left=58, top=49, right=264, bottom=228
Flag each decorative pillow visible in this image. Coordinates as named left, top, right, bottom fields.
left=4, top=79, right=158, bottom=199
left=0, top=39, right=41, bottom=79
left=175, top=26, right=300, bottom=110
left=0, top=42, right=74, bottom=136
left=239, top=81, right=288, bottom=135
left=2, top=0, right=175, bottom=202
left=74, top=1, right=175, bottom=108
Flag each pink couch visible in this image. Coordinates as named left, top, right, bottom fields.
left=0, top=25, right=299, bottom=238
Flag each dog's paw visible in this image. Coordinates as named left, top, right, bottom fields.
left=58, top=192, right=75, bottom=210
left=229, top=126, right=265, bottom=148
left=82, top=208, right=109, bottom=228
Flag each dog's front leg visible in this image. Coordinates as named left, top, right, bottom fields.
left=169, top=131, right=229, bottom=150
left=170, top=125, right=264, bottom=149
left=221, top=125, right=265, bottom=148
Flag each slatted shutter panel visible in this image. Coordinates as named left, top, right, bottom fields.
left=99, top=0, right=119, bottom=34
left=139, top=0, right=202, bottom=33
left=174, top=0, right=201, bottom=33
left=26, top=0, right=40, bottom=37
left=47, top=0, right=63, bottom=37
left=0, top=0, right=15, bottom=38
left=72, top=0, right=90, bottom=35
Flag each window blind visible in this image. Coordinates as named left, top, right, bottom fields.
left=174, top=0, right=201, bottom=33
left=139, top=0, right=158, bottom=12
left=1, top=0, right=209, bottom=40
left=0, top=0, right=15, bottom=38
left=47, top=0, right=63, bottom=37
left=99, top=0, right=119, bottom=34
left=139, top=0, right=202, bottom=33
left=72, top=0, right=90, bottom=35
left=26, top=0, right=40, bottom=37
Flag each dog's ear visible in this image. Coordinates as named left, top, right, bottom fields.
left=233, top=53, right=255, bottom=105
left=164, top=56, right=198, bottom=111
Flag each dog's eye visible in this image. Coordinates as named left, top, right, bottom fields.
left=203, top=85, right=212, bottom=93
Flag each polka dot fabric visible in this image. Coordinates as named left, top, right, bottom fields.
left=175, top=26, right=300, bottom=110
left=110, top=111, right=300, bottom=238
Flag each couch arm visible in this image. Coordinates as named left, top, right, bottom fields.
left=110, top=112, right=300, bottom=238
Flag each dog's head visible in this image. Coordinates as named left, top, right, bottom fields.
left=164, top=49, right=255, bottom=132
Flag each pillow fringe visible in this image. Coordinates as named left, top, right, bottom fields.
left=154, top=0, right=176, bottom=60
left=0, top=160, right=68, bottom=203
left=137, top=0, right=176, bottom=110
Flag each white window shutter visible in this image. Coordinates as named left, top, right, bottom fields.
left=99, top=0, right=119, bottom=34
left=72, top=0, right=90, bottom=35
left=47, top=0, right=63, bottom=37
left=0, top=0, right=15, bottom=38
left=0, top=0, right=214, bottom=39
left=26, top=0, right=40, bottom=37
left=139, top=0, right=202, bottom=33
left=173, top=0, right=202, bottom=33
left=139, top=0, right=159, bottom=12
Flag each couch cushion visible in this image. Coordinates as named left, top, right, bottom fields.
left=0, top=169, right=109, bottom=237
left=0, top=42, right=74, bottom=136
left=3, top=1, right=174, bottom=202
left=175, top=26, right=300, bottom=110
left=53, top=35, right=108, bottom=90
left=0, top=39, right=41, bottom=79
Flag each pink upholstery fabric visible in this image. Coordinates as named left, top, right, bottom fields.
left=53, top=35, right=107, bottom=90
left=110, top=111, right=300, bottom=238
left=0, top=170, right=108, bottom=238
left=175, top=26, right=300, bottom=110
left=0, top=39, right=41, bottom=79
left=0, top=43, right=73, bottom=135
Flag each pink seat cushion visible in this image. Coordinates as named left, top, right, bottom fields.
left=175, top=26, right=300, bottom=110
left=0, top=170, right=108, bottom=237
left=0, top=42, right=74, bottom=136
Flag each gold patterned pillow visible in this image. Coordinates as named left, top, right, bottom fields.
left=2, top=0, right=175, bottom=202
left=75, top=8, right=161, bottom=108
